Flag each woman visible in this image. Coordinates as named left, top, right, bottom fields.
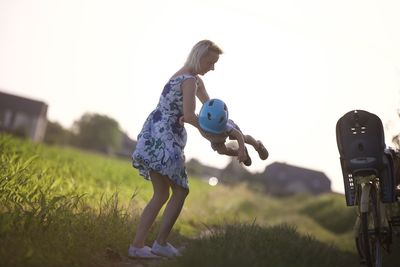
left=129, top=40, right=223, bottom=258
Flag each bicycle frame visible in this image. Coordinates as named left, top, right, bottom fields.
left=354, top=175, right=391, bottom=267
left=356, top=176, right=389, bottom=226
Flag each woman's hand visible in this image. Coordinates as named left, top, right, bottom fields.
left=179, top=116, right=185, bottom=126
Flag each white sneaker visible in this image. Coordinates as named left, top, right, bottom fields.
left=128, top=245, right=160, bottom=259
left=151, top=240, right=181, bottom=258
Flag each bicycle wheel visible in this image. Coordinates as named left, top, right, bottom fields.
left=357, top=184, right=382, bottom=267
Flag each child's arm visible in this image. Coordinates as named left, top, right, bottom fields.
left=228, top=128, right=247, bottom=163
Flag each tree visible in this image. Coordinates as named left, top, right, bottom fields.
left=44, top=120, right=71, bottom=145
left=72, top=113, right=122, bottom=154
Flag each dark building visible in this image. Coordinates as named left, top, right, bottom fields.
left=262, top=162, right=331, bottom=196
left=0, top=91, right=48, bottom=141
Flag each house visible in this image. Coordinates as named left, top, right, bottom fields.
left=185, top=157, right=332, bottom=196
left=261, top=162, right=331, bottom=196
left=0, top=91, right=48, bottom=142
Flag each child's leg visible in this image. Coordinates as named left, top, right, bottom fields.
left=243, top=134, right=258, bottom=148
left=243, top=134, right=269, bottom=160
left=212, top=143, right=238, bottom=156
left=214, top=142, right=252, bottom=166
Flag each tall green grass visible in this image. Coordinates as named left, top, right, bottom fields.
left=300, top=193, right=357, bottom=234
left=160, top=223, right=358, bottom=267
left=4, top=134, right=397, bottom=267
left=1, top=135, right=135, bottom=266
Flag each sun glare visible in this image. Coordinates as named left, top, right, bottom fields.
left=208, top=176, right=219, bottom=186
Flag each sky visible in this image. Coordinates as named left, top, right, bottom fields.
left=1, top=0, right=399, bottom=193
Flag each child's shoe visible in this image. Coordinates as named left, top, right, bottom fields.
left=243, top=147, right=252, bottom=166
left=256, top=141, right=269, bottom=160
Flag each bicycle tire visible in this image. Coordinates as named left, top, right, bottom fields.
left=358, top=184, right=383, bottom=267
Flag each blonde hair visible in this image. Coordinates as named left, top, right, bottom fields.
left=185, top=40, right=223, bottom=73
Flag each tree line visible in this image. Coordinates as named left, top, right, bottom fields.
left=44, top=112, right=128, bottom=155
left=40, top=110, right=400, bottom=156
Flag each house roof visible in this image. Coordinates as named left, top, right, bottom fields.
left=0, top=91, right=48, bottom=117
left=264, top=162, right=331, bottom=183
left=262, top=162, right=332, bottom=194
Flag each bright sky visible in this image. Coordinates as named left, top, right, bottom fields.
left=1, top=0, right=399, bottom=193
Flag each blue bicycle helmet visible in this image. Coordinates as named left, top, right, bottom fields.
left=199, top=99, right=229, bottom=134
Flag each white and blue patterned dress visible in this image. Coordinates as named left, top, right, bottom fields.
left=132, top=74, right=196, bottom=189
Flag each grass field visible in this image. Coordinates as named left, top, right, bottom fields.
left=1, top=134, right=399, bottom=267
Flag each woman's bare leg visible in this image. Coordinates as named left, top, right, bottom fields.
left=132, top=171, right=170, bottom=247
left=156, top=181, right=189, bottom=245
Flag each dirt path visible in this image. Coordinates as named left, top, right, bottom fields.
left=102, top=257, right=163, bottom=267
left=94, top=247, right=166, bottom=267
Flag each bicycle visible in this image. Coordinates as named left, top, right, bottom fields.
left=336, top=109, right=400, bottom=267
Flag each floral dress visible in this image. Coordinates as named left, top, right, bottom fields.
left=132, top=74, right=196, bottom=189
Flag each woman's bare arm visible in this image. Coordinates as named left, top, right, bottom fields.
left=182, top=78, right=201, bottom=128
left=195, top=77, right=210, bottom=104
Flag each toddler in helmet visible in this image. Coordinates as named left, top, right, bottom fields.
left=196, top=98, right=269, bottom=166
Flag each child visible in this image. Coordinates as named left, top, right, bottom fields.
left=197, top=98, right=269, bottom=166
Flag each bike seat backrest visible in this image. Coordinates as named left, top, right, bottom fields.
left=336, top=110, right=385, bottom=173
